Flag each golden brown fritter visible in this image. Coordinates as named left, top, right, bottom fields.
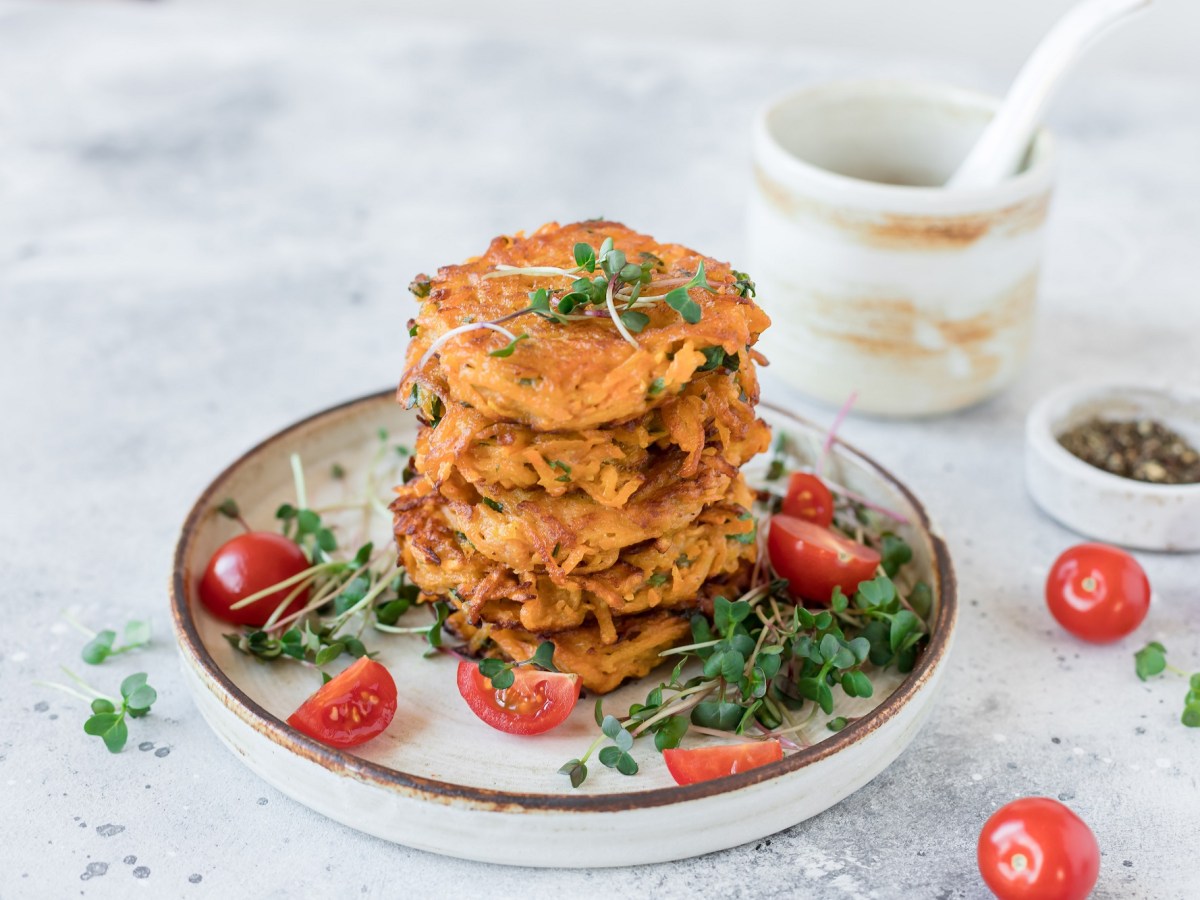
left=418, top=362, right=768, bottom=508
left=401, top=220, right=771, bottom=431
left=393, top=484, right=757, bottom=638
left=395, top=465, right=755, bottom=579
left=447, top=610, right=693, bottom=695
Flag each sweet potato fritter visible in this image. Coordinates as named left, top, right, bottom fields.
left=418, top=363, right=768, bottom=508
left=393, top=483, right=757, bottom=637
left=401, top=220, right=771, bottom=431
left=447, top=610, right=694, bottom=695
left=395, top=466, right=755, bottom=579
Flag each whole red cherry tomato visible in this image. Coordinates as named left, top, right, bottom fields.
left=781, top=473, right=834, bottom=527
left=1045, top=543, right=1150, bottom=643
left=287, top=657, right=398, bottom=748
left=456, top=661, right=580, bottom=736
left=199, top=531, right=312, bottom=626
left=767, top=515, right=881, bottom=603
left=977, top=797, right=1099, bottom=900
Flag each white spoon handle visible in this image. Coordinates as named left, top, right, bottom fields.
left=947, top=0, right=1151, bottom=190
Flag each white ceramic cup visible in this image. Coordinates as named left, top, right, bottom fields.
left=747, top=80, right=1056, bottom=417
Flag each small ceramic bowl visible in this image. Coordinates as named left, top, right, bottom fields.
left=1025, top=381, right=1200, bottom=551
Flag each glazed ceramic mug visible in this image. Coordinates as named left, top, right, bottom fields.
left=747, top=80, right=1056, bottom=417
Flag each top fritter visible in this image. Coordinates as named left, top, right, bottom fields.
left=401, top=220, right=771, bottom=431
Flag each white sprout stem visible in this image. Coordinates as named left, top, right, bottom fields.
left=33, top=680, right=108, bottom=705
left=631, top=684, right=717, bottom=736
left=62, top=611, right=96, bottom=639
left=373, top=622, right=437, bottom=635
left=483, top=265, right=580, bottom=279
left=328, top=565, right=402, bottom=631
left=290, top=453, right=308, bottom=510
left=227, top=562, right=341, bottom=610
left=659, top=638, right=721, bottom=657
left=605, top=277, right=638, bottom=348
left=416, top=322, right=519, bottom=372
left=263, top=572, right=324, bottom=631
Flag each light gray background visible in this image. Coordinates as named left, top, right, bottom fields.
left=2, top=1, right=1198, bottom=898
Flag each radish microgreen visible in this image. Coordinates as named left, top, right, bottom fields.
left=73, top=618, right=151, bottom=666
left=477, top=641, right=557, bottom=690
left=1134, top=642, right=1200, bottom=728
left=37, top=668, right=158, bottom=754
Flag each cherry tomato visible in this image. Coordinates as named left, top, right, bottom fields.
left=456, top=660, right=580, bottom=736
left=286, top=657, right=398, bottom=748
left=663, top=740, right=783, bottom=786
left=1045, top=543, right=1150, bottom=643
left=977, top=797, right=1100, bottom=900
left=199, top=531, right=312, bottom=626
left=767, top=515, right=881, bottom=603
left=781, top=473, right=834, bottom=527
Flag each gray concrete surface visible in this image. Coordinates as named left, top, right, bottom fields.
left=2, top=2, right=1197, bottom=897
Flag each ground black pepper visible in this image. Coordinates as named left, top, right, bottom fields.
left=1058, top=417, right=1200, bottom=485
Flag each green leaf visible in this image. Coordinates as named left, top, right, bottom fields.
left=90, top=698, right=116, bottom=715
left=125, top=684, right=157, bottom=713
left=847, top=636, right=871, bottom=663
left=481, top=497, right=504, bottom=513
left=653, top=716, right=689, bottom=751
left=697, top=346, right=725, bottom=371
left=375, top=599, right=410, bottom=627
left=82, top=631, right=116, bottom=665
left=842, top=670, right=873, bottom=698
left=316, top=528, right=337, bottom=554
left=880, top=533, right=913, bottom=577
left=817, top=681, right=834, bottom=715
left=334, top=576, right=370, bottom=615
left=600, top=715, right=623, bottom=741
left=664, top=287, right=702, bottom=324
left=614, top=728, right=634, bottom=753
left=217, top=498, right=241, bottom=520
left=478, top=658, right=506, bottom=680
left=275, top=503, right=298, bottom=521
left=314, top=642, right=345, bottom=667
left=84, top=712, right=120, bottom=736
left=101, top=718, right=129, bottom=753
left=647, top=377, right=665, bottom=398
left=691, top=700, right=742, bottom=731
left=296, top=509, right=320, bottom=535
left=830, top=587, right=849, bottom=613
left=1182, top=705, right=1200, bottom=728
left=620, top=310, right=650, bottom=334
left=598, top=746, right=622, bottom=768
left=720, top=650, right=745, bottom=683
left=559, top=759, right=587, bottom=788
left=758, top=651, right=782, bottom=680
left=615, top=752, right=639, bottom=776
left=819, top=634, right=840, bottom=663
left=889, top=611, right=920, bottom=654
left=529, top=642, right=558, bottom=672
left=1191, top=673, right=1200, bottom=692
left=1134, top=642, right=1167, bottom=681
left=488, top=333, right=529, bottom=358
left=573, top=242, right=596, bottom=272
left=343, top=638, right=368, bottom=659
left=909, top=582, right=933, bottom=620
left=827, top=716, right=849, bottom=733
left=120, top=673, right=148, bottom=698
left=123, top=620, right=151, bottom=647
left=857, top=576, right=896, bottom=609
left=488, top=668, right=515, bottom=690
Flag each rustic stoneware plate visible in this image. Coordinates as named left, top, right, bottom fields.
left=171, top=390, right=957, bottom=868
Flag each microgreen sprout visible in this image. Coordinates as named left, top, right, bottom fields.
left=1134, top=642, right=1200, bottom=728
left=477, top=641, right=557, bottom=690
left=217, top=498, right=251, bottom=531
left=66, top=615, right=151, bottom=666
left=405, top=238, right=731, bottom=381
left=36, top=668, right=157, bottom=754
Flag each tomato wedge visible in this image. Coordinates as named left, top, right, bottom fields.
left=781, top=473, right=834, bottom=527
left=767, top=514, right=881, bottom=603
left=456, top=660, right=580, bottom=735
left=663, top=740, right=783, bottom=785
left=287, top=657, right=398, bottom=748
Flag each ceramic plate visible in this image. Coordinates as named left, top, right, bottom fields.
left=171, top=390, right=956, bottom=867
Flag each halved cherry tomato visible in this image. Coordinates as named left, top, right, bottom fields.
left=199, top=531, right=311, bottom=626
left=977, top=797, right=1100, bottom=900
left=287, top=657, right=398, bottom=748
left=1045, top=543, right=1150, bottom=643
left=767, top=515, right=881, bottom=603
left=663, top=740, right=783, bottom=785
left=782, top=473, right=834, bottom=527
left=456, top=660, right=580, bottom=736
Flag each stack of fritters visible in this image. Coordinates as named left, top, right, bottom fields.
left=392, top=221, right=771, bottom=693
